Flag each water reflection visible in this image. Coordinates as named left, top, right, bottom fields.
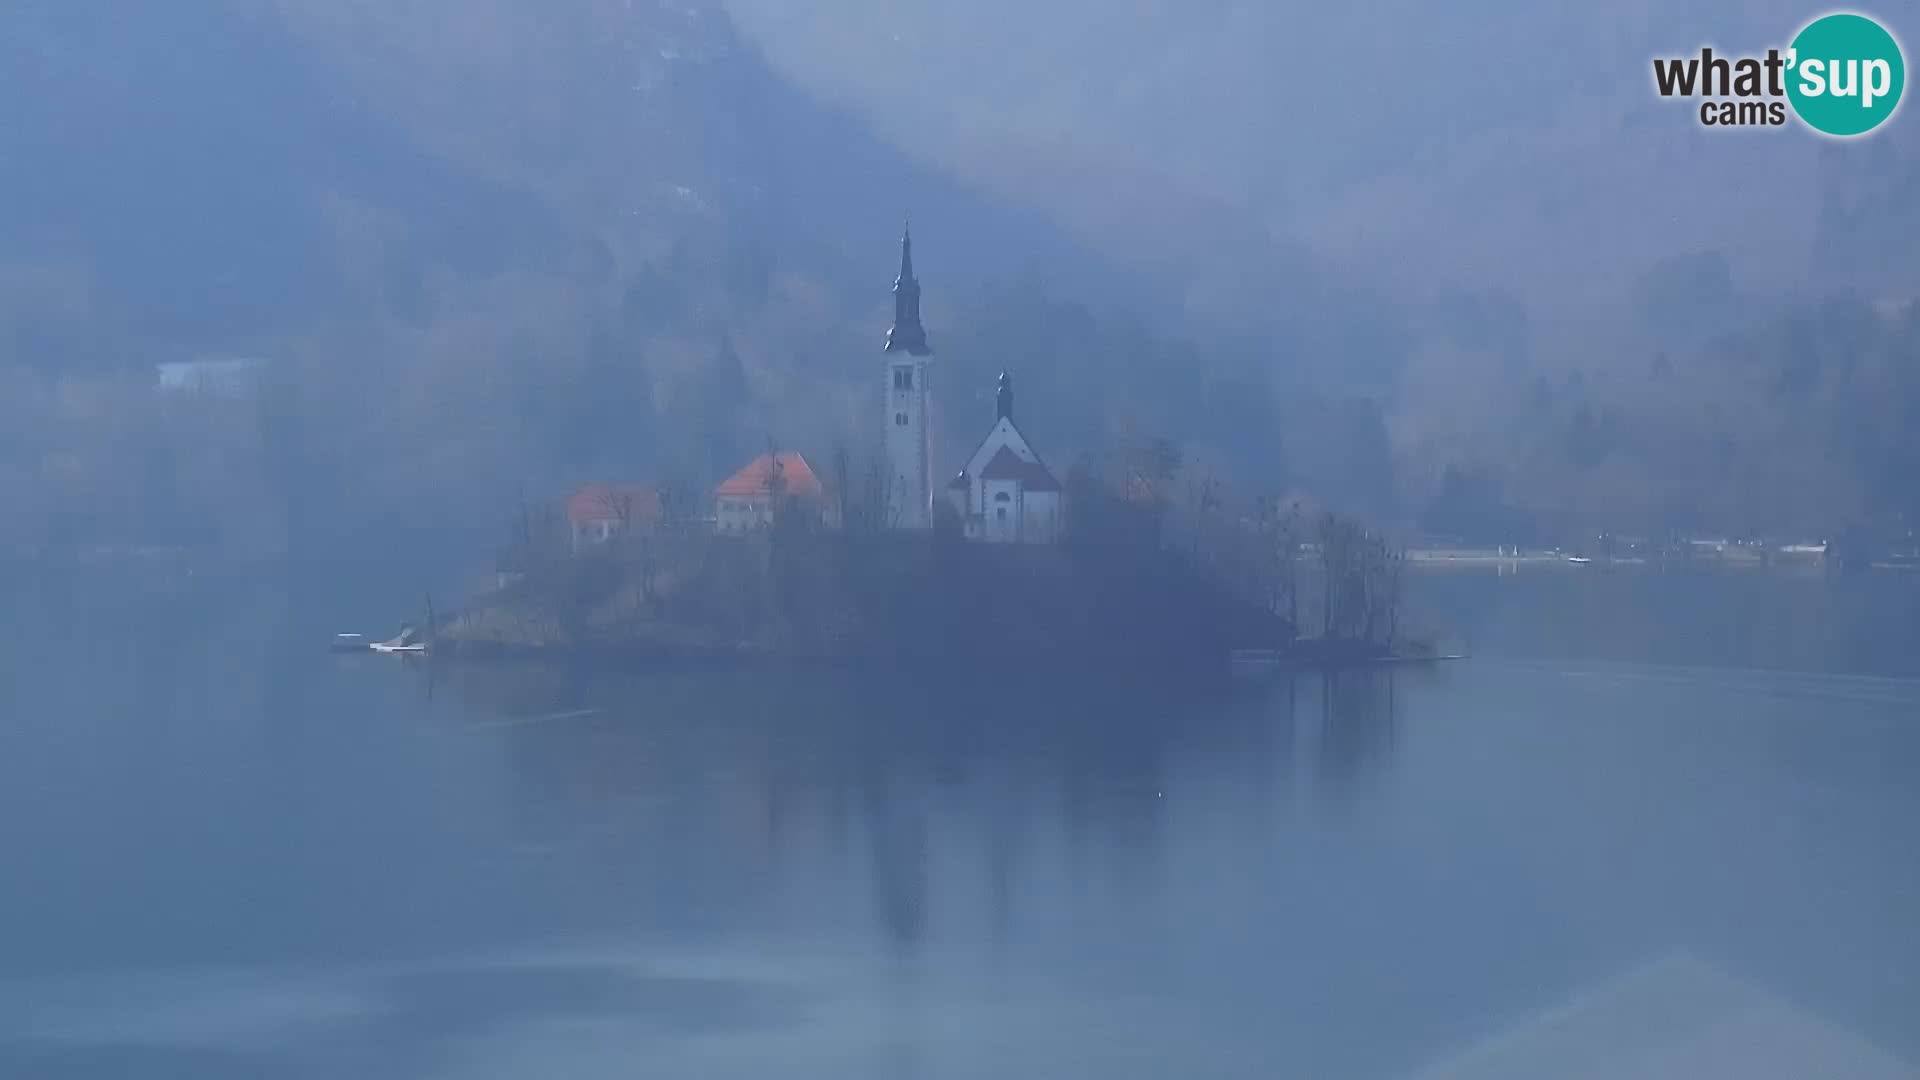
left=7, top=566, right=1920, bottom=1078
left=438, top=664, right=1404, bottom=950
left=1315, top=669, right=1401, bottom=794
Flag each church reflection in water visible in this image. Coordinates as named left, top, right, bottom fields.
left=436, top=663, right=1409, bottom=949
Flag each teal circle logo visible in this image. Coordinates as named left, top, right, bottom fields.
left=1787, top=13, right=1905, bottom=136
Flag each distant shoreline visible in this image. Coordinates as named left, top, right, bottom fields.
left=1400, top=548, right=1890, bottom=572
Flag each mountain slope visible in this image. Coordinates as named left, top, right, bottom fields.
left=0, top=0, right=571, bottom=361
left=1, top=0, right=1139, bottom=368
left=727, top=0, right=1920, bottom=311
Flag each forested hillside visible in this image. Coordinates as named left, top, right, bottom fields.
left=1, top=0, right=1915, bottom=562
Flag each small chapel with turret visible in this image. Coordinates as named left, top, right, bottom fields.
left=944, top=370, right=1063, bottom=543
left=877, top=224, right=1062, bottom=544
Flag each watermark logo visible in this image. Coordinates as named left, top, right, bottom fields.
left=1652, top=11, right=1904, bottom=136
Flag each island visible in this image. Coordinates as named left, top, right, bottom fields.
left=433, top=227, right=1429, bottom=677
left=439, top=461, right=1422, bottom=677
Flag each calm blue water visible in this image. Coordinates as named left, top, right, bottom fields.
left=0, top=564, right=1917, bottom=1078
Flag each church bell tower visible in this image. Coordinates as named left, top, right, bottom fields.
left=884, top=222, right=933, bottom=529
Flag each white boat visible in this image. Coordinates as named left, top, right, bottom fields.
left=368, top=626, right=428, bottom=656
left=370, top=641, right=428, bottom=655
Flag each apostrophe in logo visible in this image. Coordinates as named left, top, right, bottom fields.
left=1651, top=11, right=1905, bottom=137
left=1787, top=13, right=1904, bottom=135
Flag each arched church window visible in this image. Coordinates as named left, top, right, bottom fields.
left=994, top=492, right=1011, bottom=503
left=895, top=412, right=908, bottom=426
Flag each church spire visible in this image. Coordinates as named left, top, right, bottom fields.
left=884, top=220, right=931, bottom=356
left=996, top=370, right=1013, bottom=423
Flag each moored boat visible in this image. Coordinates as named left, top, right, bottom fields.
left=369, top=625, right=427, bottom=655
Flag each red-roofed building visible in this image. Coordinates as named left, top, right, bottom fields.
left=714, top=451, right=836, bottom=533
left=944, top=371, right=1063, bottom=543
left=566, top=485, right=660, bottom=551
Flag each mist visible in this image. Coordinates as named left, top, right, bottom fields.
left=5, top=1, right=1918, bottom=566
left=5, top=5, right=1920, bottom=1077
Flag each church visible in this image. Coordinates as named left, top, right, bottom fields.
left=880, top=225, right=1063, bottom=543
left=944, top=371, right=1063, bottom=542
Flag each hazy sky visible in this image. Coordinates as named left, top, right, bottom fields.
left=726, top=0, right=1918, bottom=312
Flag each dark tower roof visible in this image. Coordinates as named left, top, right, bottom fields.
left=884, top=222, right=932, bottom=356
left=996, top=370, right=1013, bottom=423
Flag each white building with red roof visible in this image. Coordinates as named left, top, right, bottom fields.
left=944, top=371, right=1063, bottom=544
left=565, top=484, right=659, bottom=552
left=714, top=450, right=833, bottom=533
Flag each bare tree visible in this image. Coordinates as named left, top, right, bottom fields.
left=764, top=435, right=794, bottom=534
left=1179, top=463, right=1223, bottom=562
left=657, top=475, right=699, bottom=530
left=637, top=534, right=661, bottom=606
left=831, top=439, right=852, bottom=531
left=598, top=487, right=639, bottom=540
left=765, top=435, right=787, bottom=497
left=1247, top=494, right=1304, bottom=633
left=1313, top=510, right=1404, bottom=649
left=1377, top=541, right=1406, bottom=646
left=1278, top=501, right=1305, bottom=630
left=1317, top=512, right=1372, bottom=641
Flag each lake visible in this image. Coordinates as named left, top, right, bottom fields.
left=1, top=563, right=1917, bottom=1078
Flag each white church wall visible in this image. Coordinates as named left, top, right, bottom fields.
left=884, top=358, right=931, bottom=529
left=983, top=478, right=1020, bottom=542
